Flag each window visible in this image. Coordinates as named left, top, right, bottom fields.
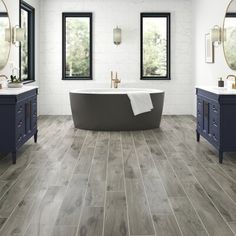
left=20, top=1, right=35, bottom=83
left=62, top=13, right=92, bottom=80
left=141, top=13, right=171, bottom=80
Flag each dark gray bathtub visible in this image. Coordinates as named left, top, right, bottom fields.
left=70, top=88, right=164, bottom=131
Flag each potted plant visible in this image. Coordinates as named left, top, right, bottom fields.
left=8, top=75, right=23, bottom=88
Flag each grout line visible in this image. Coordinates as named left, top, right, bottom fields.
left=120, top=132, right=131, bottom=236
left=75, top=131, right=100, bottom=236
left=131, top=131, right=157, bottom=236
left=101, top=132, right=110, bottom=236
left=142, top=130, right=184, bottom=236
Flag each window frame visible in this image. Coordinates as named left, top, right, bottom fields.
left=62, top=12, right=93, bottom=80
left=19, top=0, right=35, bottom=84
left=140, top=12, right=171, bottom=80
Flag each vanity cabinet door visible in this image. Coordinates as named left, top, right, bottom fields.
left=203, top=101, right=209, bottom=135
left=197, top=97, right=203, bottom=131
left=209, top=103, right=220, bottom=146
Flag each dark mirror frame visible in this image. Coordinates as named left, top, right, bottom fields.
left=140, top=12, right=171, bottom=80
left=62, top=12, right=93, bottom=80
left=19, top=0, right=35, bottom=84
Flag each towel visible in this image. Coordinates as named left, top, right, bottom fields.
left=127, top=92, right=153, bottom=116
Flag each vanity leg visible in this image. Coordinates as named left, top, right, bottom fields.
left=196, top=131, right=200, bottom=142
left=34, top=130, right=38, bottom=143
left=219, top=151, right=223, bottom=164
left=12, top=152, right=16, bottom=164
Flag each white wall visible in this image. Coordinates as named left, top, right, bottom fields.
left=39, top=0, right=194, bottom=115
left=193, top=0, right=234, bottom=115
left=0, top=0, right=40, bottom=87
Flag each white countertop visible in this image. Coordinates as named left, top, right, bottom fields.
left=0, top=86, right=38, bottom=95
left=196, top=86, right=236, bottom=95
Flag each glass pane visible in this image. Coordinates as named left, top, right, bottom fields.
left=0, top=14, right=10, bottom=69
left=143, top=17, right=167, bottom=77
left=21, top=8, right=28, bottom=81
left=224, top=15, right=236, bottom=70
left=66, top=17, right=90, bottom=77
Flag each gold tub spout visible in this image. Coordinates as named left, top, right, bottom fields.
left=226, top=75, right=236, bottom=89
left=111, top=71, right=121, bottom=88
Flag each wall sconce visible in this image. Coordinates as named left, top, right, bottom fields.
left=12, top=26, right=25, bottom=46
left=113, top=26, right=122, bottom=45
left=210, top=25, right=222, bottom=46
left=5, top=28, right=11, bottom=42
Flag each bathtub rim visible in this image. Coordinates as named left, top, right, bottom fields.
left=70, top=88, right=164, bottom=95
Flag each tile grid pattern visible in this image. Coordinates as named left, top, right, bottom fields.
left=0, top=116, right=235, bottom=236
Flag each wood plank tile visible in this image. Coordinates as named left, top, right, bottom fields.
left=74, top=131, right=98, bottom=175
left=55, top=174, right=88, bottom=226
left=155, top=160, right=185, bottom=198
left=143, top=176, right=172, bottom=215
left=121, top=132, right=140, bottom=179
left=0, top=167, right=38, bottom=219
left=0, top=182, right=47, bottom=235
left=152, top=214, right=182, bottom=236
left=125, top=179, right=155, bottom=235
left=29, top=186, right=65, bottom=226
left=52, top=226, right=77, bottom=236
left=78, top=207, right=104, bottom=236
left=143, top=130, right=167, bottom=161
left=189, top=167, right=236, bottom=223
left=107, top=139, right=124, bottom=192
left=229, top=222, right=236, bottom=235
left=85, top=181, right=105, bottom=207
left=132, top=132, right=160, bottom=178
left=182, top=180, right=234, bottom=236
left=104, top=192, right=128, bottom=236
left=24, top=224, right=53, bottom=236
left=169, top=197, right=208, bottom=236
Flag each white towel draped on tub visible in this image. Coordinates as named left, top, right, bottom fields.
left=127, top=92, right=154, bottom=116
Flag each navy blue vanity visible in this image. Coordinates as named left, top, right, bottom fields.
left=196, top=87, right=236, bottom=163
left=0, top=86, right=38, bottom=164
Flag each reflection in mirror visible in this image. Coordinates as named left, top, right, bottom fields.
left=0, top=0, right=11, bottom=70
left=224, top=0, right=236, bottom=70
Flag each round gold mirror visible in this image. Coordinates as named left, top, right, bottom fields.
left=223, top=0, right=236, bottom=70
left=0, top=0, right=11, bottom=70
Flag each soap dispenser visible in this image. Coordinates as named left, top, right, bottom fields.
left=218, top=77, right=224, bottom=87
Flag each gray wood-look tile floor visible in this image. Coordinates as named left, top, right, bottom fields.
left=0, top=115, right=236, bottom=236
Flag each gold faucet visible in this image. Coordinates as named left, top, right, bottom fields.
left=111, top=71, right=121, bottom=89
left=226, top=75, right=236, bottom=89
left=0, top=74, right=8, bottom=89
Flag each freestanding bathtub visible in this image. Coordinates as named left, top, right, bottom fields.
left=70, top=88, right=164, bottom=131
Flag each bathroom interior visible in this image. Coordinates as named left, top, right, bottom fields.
left=0, top=0, right=236, bottom=235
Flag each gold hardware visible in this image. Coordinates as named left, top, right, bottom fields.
left=226, top=75, right=236, bottom=89
left=110, top=71, right=121, bottom=89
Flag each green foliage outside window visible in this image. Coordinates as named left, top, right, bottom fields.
left=143, top=18, right=167, bottom=77
left=66, top=18, right=90, bottom=77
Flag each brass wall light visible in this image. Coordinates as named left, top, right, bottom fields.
left=113, top=26, right=122, bottom=45
left=210, top=25, right=222, bottom=46
left=12, top=25, right=25, bottom=46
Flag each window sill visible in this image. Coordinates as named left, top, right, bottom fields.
left=23, top=80, right=35, bottom=85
